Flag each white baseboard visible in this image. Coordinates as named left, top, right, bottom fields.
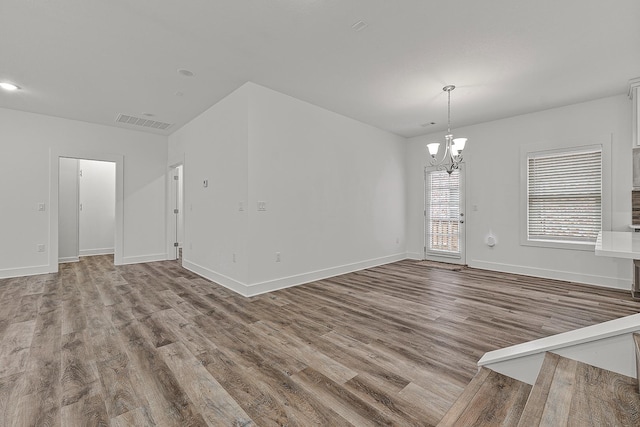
left=468, top=259, right=631, bottom=290
left=58, top=257, right=80, bottom=263
left=0, top=264, right=51, bottom=279
left=245, top=253, right=407, bottom=297
left=120, top=253, right=168, bottom=265
left=405, top=251, right=423, bottom=260
left=181, top=260, right=249, bottom=296
left=79, top=248, right=114, bottom=257
left=183, top=253, right=407, bottom=297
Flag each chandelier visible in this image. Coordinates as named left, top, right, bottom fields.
left=426, top=85, right=467, bottom=174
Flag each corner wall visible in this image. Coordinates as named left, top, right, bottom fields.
left=169, top=82, right=407, bottom=296
left=168, top=85, right=251, bottom=291
left=406, top=94, right=633, bottom=289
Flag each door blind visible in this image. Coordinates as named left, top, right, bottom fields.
left=527, top=148, right=602, bottom=243
left=427, top=170, right=460, bottom=253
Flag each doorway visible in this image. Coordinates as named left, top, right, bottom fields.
left=424, top=166, right=466, bottom=264
left=49, top=150, right=124, bottom=272
left=58, top=158, right=116, bottom=263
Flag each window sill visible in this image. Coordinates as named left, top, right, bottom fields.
left=521, top=238, right=595, bottom=252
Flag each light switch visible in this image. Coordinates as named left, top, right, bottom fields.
left=38, top=202, right=46, bottom=211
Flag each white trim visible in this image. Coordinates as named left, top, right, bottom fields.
left=405, top=251, right=423, bottom=260
left=468, top=259, right=630, bottom=290
left=166, top=160, right=184, bottom=261
left=519, top=136, right=612, bottom=250
left=49, top=149, right=124, bottom=271
left=79, top=248, right=114, bottom=257
left=479, top=313, right=640, bottom=384
left=120, top=253, right=168, bottom=265
left=58, top=257, right=80, bottom=264
left=0, top=264, right=50, bottom=279
left=244, top=253, right=407, bottom=297
left=182, top=260, right=249, bottom=296
left=183, top=253, right=407, bottom=297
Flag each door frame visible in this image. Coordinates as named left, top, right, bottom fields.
left=49, top=149, right=124, bottom=272
left=166, top=162, right=184, bottom=261
left=423, top=165, right=466, bottom=265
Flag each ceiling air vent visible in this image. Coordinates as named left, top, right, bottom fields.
left=116, top=114, right=172, bottom=130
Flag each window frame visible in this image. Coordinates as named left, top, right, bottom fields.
left=519, top=137, right=611, bottom=251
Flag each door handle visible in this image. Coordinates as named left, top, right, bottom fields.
left=460, top=220, right=464, bottom=224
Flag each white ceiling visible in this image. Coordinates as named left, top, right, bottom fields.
left=1, top=0, right=639, bottom=138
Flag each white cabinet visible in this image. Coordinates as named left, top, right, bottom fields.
left=631, top=78, right=640, bottom=147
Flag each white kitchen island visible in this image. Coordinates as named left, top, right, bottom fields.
left=595, top=231, right=640, bottom=298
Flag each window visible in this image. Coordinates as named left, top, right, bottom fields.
left=426, top=169, right=461, bottom=255
left=526, top=146, right=602, bottom=246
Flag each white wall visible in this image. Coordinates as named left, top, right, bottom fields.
left=58, top=157, right=79, bottom=262
left=79, top=159, right=116, bottom=256
left=0, top=107, right=168, bottom=278
left=407, top=94, right=633, bottom=289
left=245, top=83, right=406, bottom=294
left=169, top=82, right=406, bottom=296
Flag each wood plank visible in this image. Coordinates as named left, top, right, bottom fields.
left=539, top=356, right=576, bottom=424
left=117, top=321, right=208, bottom=426
left=13, top=390, right=61, bottom=427
left=111, top=406, right=157, bottom=427
left=60, top=389, right=109, bottom=427
left=517, top=352, right=561, bottom=426
left=449, top=370, right=531, bottom=426
left=0, top=320, right=37, bottom=378
left=0, top=373, right=25, bottom=425
left=437, top=367, right=492, bottom=426
left=291, top=366, right=391, bottom=426
left=1, top=255, right=639, bottom=425
left=158, top=341, right=255, bottom=426
left=60, top=331, right=100, bottom=407
left=95, top=352, right=141, bottom=418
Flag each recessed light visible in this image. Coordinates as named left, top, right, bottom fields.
left=0, top=82, right=20, bottom=91
left=177, top=69, right=194, bottom=77
left=142, top=112, right=155, bottom=117
left=175, top=91, right=184, bottom=97
left=421, top=122, right=436, bottom=127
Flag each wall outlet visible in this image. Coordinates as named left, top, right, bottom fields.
left=203, top=179, right=208, bottom=188
left=238, top=202, right=244, bottom=212
left=257, top=201, right=267, bottom=211
left=37, top=202, right=46, bottom=212
left=37, top=244, right=45, bottom=252
left=276, top=252, right=281, bottom=262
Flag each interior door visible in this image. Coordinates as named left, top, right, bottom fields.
left=424, top=166, right=466, bottom=264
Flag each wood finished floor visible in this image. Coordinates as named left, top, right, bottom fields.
left=0, top=256, right=639, bottom=426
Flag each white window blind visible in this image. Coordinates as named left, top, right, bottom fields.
left=527, top=148, right=602, bottom=243
left=427, top=170, right=460, bottom=254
